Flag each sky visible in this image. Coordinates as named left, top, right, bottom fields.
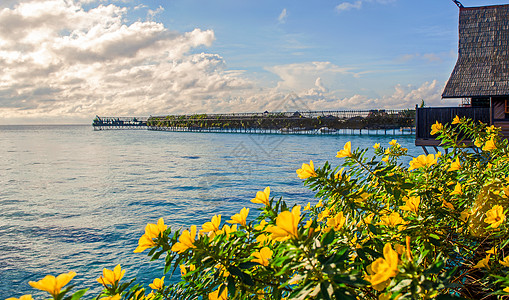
left=0, top=0, right=507, bottom=124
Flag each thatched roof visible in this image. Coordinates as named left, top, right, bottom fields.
left=442, top=4, right=509, bottom=98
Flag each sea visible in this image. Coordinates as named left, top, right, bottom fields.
left=0, top=125, right=422, bottom=299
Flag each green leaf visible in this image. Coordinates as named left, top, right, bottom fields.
left=238, top=262, right=259, bottom=269
left=58, top=285, right=75, bottom=300
left=368, top=224, right=378, bottom=235
left=333, top=289, right=356, bottom=300
left=227, top=276, right=236, bottom=296
left=321, top=228, right=335, bottom=245
left=68, top=289, right=88, bottom=300
left=227, top=266, right=243, bottom=277
left=319, top=282, right=332, bottom=300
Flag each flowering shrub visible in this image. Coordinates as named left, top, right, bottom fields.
left=8, top=117, right=509, bottom=300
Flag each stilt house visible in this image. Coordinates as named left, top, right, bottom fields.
left=415, top=3, right=509, bottom=147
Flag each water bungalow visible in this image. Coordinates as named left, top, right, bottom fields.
left=92, top=116, right=148, bottom=129
left=416, top=2, right=509, bottom=147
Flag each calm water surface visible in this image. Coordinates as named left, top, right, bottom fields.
left=0, top=125, right=421, bottom=298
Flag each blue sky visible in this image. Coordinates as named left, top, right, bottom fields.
left=0, top=0, right=507, bottom=124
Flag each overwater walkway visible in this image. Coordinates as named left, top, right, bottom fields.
left=93, top=109, right=415, bottom=135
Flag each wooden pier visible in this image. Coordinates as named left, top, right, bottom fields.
left=93, top=110, right=415, bottom=135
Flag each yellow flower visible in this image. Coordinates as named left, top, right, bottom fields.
left=460, top=209, right=471, bottom=222
left=499, top=256, right=509, bottom=267
left=217, top=224, right=237, bottom=238
left=452, top=115, right=461, bottom=124
left=316, top=199, right=323, bottom=208
left=474, top=139, right=483, bottom=148
left=171, top=225, right=197, bottom=253
left=303, top=202, right=311, bottom=211
left=448, top=157, right=461, bottom=172
left=134, top=218, right=168, bottom=253
left=252, top=247, right=273, bottom=266
left=393, top=244, right=405, bottom=255
left=442, top=200, right=455, bottom=210
left=179, top=265, right=187, bottom=276
left=473, top=255, right=490, bottom=269
left=201, top=215, right=221, bottom=233
left=487, top=125, right=498, bottom=135
left=381, top=156, right=389, bottom=163
left=208, top=287, right=228, bottom=300
left=296, top=160, right=317, bottom=179
left=317, top=207, right=331, bottom=222
left=363, top=213, right=374, bottom=225
left=373, top=143, right=380, bottom=149
left=504, top=287, right=509, bottom=293
left=266, top=206, right=301, bottom=241
left=364, top=243, right=399, bottom=290
left=215, top=264, right=230, bottom=277
left=29, top=271, right=76, bottom=298
left=430, top=121, right=443, bottom=135
left=254, top=220, right=268, bottom=230
left=97, top=265, right=125, bottom=288
left=336, top=141, right=352, bottom=158
left=304, top=219, right=313, bottom=228
left=399, top=196, right=420, bottom=213
left=380, top=212, right=403, bottom=227
left=227, top=207, right=249, bottom=227
left=6, top=295, right=33, bottom=300
left=334, top=167, right=350, bottom=181
left=389, top=139, right=397, bottom=146
left=99, top=295, right=121, bottom=300
left=486, top=247, right=496, bottom=255
left=256, top=234, right=272, bottom=245
left=450, top=183, right=462, bottom=196
left=251, top=187, right=270, bottom=205
left=408, top=154, right=438, bottom=171
left=326, top=211, right=346, bottom=231
left=482, top=138, right=497, bottom=151
left=149, top=276, right=164, bottom=290
left=180, top=264, right=196, bottom=276
left=354, top=191, right=370, bottom=203
left=484, top=205, right=505, bottom=228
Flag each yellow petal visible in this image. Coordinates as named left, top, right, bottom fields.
left=336, top=141, right=352, bottom=158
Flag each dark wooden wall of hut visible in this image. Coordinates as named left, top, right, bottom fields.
left=415, top=107, right=490, bottom=145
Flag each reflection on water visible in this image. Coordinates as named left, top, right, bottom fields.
left=0, top=125, right=421, bottom=298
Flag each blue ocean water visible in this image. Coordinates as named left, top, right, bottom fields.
left=0, top=125, right=422, bottom=299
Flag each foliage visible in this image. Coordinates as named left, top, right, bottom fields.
left=9, top=117, right=509, bottom=300
left=147, top=111, right=414, bottom=131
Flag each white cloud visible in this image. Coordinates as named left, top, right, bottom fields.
left=266, top=61, right=353, bottom=91
left=335, top=0, right=396, bottom=13
left=147, top=5, right=163, bottom=21
left=0, top=0, right=252, bottom=122
left=278, top=8, right=287, bottom=24
left=292, top=80, right=458, bottom=111
left=335, top=1, right=362, bottom=13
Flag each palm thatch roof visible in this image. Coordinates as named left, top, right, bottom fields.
left=442, top=4, right=509, bottom=98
